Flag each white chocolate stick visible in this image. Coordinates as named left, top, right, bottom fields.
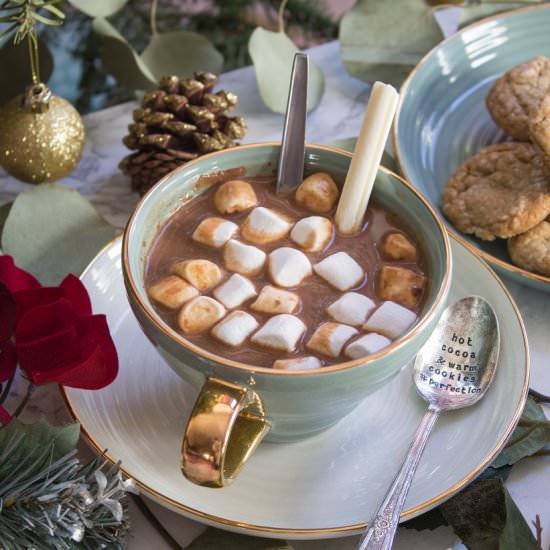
left=335, top=82, right=399, bottom=234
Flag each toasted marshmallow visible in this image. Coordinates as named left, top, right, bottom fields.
left=326, top=292, right=376, bottom=326
left=192, top=217, right=238, bottom=248
left=313, top=252, right=364, bottom=291
left=345, top=333, right=392, bottom=359
left=290, top=216, right=333, bottom=252
left=211, top=310, right=259, bottom=347
left=382, top=232, right=417, bottom=261
left=241, top=207, right=293, bottom=244
left=363, top=301, right=417, bottom=339
left=268, top=247, right=312, bottom=288
left=306, top=322, right=358, bottom=358
left=177, top=296, right=226, bottom=334
left=148, top=275, right=198, bottom=309
left=250, top=285, right=300, bottom=314
left=378, top=265, right=426, bottom=308
left=171, top=259, right=223, bottom=292
left=273, top=356, right=322, bottom=371
left=214, top=180, right=258, bottom=214
left=295, top=172, right=339, bottom=213
left=223, top=239, right=266, bottom=276
left=213, top=274, right=257, bottom=309
left=251, top=314, right=306, bottom=352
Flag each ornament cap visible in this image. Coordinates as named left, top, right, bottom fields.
left=23, top=83, right=52, bottom=113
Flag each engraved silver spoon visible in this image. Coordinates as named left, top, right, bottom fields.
left=356, top=296, right=500, bottom=550
left=276, top=52, right=308, bottom=194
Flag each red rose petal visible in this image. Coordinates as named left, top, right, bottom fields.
left=0, top=340, right=17, bottom=383
left=15, top=287, right=63, bottom=320
left=0, top=405, right=11, bottom=425
left=0, top=256, right=41, bottom=293
left=0, top=283, right=16, bottom=343
left=60, top=275, right=92, bottom=316
left=16, top=299, right=79, bottom=343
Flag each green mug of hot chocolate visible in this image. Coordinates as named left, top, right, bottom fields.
left=122, top=143, right=452, bottom=488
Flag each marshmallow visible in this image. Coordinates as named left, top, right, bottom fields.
left=171, top=259, right=223, bottom=292
left=326, top=292, right=376, bottom=326
left=251, top=314, right=306, bottom=352
left=290, top=216, right=333, bottom=252
left=241, top=207, right=293, bottom=244
left=250, top=285, right=300, bottom=314
left=177, top=296, right=226, bottom=334
left=273, top=356, right=322, bottom=371
left=268, top=247, right=312, bottom=288
left=378, top=265, right=426, bottom=308
left=148, top=275, right=198, bottom=309
left=313, top=252, right=364, bottom=291
left=363, top=301, right=417, bottom=339
left=213, top=274, right=257, bottom=309
left=223, top=239, right=266, bottom=276
left=295, top=172, right=339, bottom=213
left=214, top=180, right=258, bottom=214
left=306, top=322, right=358, bottom=358
left=211, top=310, right=259, bottom=347
left=345, top=333, right=392, bottom=359
left=382, top=232, right=417, bottom=261
left=192, top=217, right=238, bottom=248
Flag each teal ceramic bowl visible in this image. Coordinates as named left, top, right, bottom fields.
left=394, top=5, right=550, bottom=292
left=122, top=143, right=451, bottom=485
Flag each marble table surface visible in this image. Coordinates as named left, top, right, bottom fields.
left=1, top=33, right=549, bottom=550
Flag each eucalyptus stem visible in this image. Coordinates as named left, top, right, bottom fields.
left=529, top=388, right=550, bottom=404
left=150, top=0, right=158, bottom=36
left=12, top=381, right=35, bottom=418
left=0, top=375, right=14, bottom=406
left=532, top=449, right=550, bottom=457
left=278, top=0, right=289, bottom=33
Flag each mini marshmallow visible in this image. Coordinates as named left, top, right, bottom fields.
left=268, top=247, right=312, bottom=288
left=363, top=301, right=417, bottom=339
left=250, top=285, right=300, bottom=314
left=326, top=292, right=376, bottom=326
left=192, top=217, right=238, bottom=248
left=251, top=314, right=306, bottom=352
left=306, top=322, right=358, bottom=358
left=273, top=356, right=322, bottom=371
left=213, top=274, right=257, bottom=309
left=295, top=172, right=339, bottom=213
left=148, top=275, right=198, bottom=309
left=214, top=180, right=258, bottom=214
left=345, top=333, right=392, bottom=359
left=223, top=239, right=266, bottom=276
left=211, top=311, right=259, bottom=347
left=171, top=259, right=223, bottom=292
left=313, top=252, right=364, bottom=291
left=290, top=216, right=333, bottom=252
left=378, top=265, right=426, bottom=308
left=177, top=296, right=226, bottom=334
left=241, top=207, right=293, bottom=244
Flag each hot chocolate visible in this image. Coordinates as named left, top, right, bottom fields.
left=144, top=172, right=427, bottom=368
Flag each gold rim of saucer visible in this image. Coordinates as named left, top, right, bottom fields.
left=62, top=232, right=529, bottom=535
left=393, top=3, right=550, bottom=287
left=122, top=142, right=453, bottom=376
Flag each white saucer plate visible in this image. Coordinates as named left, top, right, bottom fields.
left=63, top=236, right=529, bottom=540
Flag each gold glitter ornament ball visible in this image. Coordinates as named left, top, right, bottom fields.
left=0, top=84, right=85, bottom=184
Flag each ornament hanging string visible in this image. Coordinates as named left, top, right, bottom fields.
left=27, top=33, right=40, bottom=85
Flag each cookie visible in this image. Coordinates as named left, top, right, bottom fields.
left=442, top=142, right=550, bottom=241
left=486, top=56, right=550, bottom=140
left=529, top=94, right=550, bottom=175
left=508, top=217, right=550, bottom=276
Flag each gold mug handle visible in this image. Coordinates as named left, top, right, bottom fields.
left=181, top=377, right=270, bottom=488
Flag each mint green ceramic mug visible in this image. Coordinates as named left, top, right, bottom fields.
left=122, top=143, right=452, bottom=488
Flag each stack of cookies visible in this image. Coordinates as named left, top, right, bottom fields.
left=442, top=56, right=550, bottom=277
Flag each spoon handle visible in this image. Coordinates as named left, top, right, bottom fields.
left=356, top=408, right=440, bottom=550
left=276, top=52, right=308, bottom=194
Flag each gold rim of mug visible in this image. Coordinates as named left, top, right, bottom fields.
left=393, top=3, right=550, bottom=287
left=61, top=231, right=529, bottom=535
left=121, top=142, right=453, bottom=376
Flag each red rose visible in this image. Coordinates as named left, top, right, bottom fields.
left=0, top=256, right=118, bottom=389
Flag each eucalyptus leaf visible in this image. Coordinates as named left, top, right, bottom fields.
left=1, top=183, right=118, bottom=285
left=440, top=478, right=537, bottom=550
left=248, top=27, right=324, bottom=113
left=92, top=17, right=155, bottom=91
left=0, top=417, right=80, bottom=465
left=491, top=396, right=550, bottom=468
left=339, top=0, right=444, bottom=87
left=141, top=31, right=223, bottom=81
left=0, top=202, right=12, bottom=238
left=458, top=2, right=537, bottom=28
left=0, top=37, right=53, bottom=105
left=67, top=0, right=128, bottom=18
left=187, top=528, right=293, bottom=549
